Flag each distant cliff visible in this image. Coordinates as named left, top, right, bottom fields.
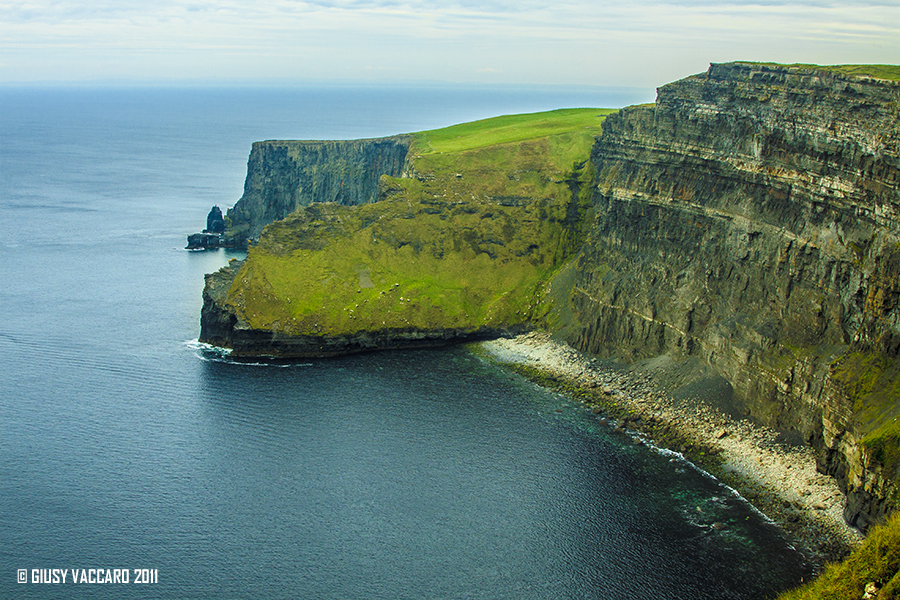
left=563, top=62, right=900, bottom=530
left=224, top=136, right=411, bottom=246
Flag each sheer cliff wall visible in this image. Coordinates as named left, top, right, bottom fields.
left=224, top=136, right=411, bottom=245
left=566, top=62, right=900, bottom=530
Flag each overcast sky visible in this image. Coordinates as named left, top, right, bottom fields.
left=2, top=0, right=898, bottom=87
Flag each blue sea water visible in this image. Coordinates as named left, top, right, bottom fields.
left=0, top=84, right=810, bottom=599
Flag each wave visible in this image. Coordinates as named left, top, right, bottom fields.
left=598, top=418, right=780, bottom=527
left=184, top=339, right=312, bottom=368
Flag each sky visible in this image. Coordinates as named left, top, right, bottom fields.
left=2, top=0, right=899, bottom=88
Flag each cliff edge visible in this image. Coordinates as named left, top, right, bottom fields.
left=563, top=62, right=900, bottom=530
left=201, top=109, right=608, bottom=357
left=224, top=136, right=411, bottom=246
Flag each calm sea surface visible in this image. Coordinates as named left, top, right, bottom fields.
left=0, top=85, right=810, bottom=599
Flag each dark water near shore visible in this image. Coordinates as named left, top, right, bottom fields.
left=1, top=85, right=810, bottom=599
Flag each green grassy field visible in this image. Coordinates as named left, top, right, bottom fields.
left=224, top=108, right=612, bottom=337
left=411, top=108, right=613, bottom=155
left=748, top=62, right=900, bottom=82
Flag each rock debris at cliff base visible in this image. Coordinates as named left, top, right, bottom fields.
left=480, top=331, right=864, bottom=565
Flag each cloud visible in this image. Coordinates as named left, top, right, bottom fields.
left=0, top=0, right=898, bottom=85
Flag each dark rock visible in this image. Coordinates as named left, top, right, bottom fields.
left=563, top=62, right=900, bottom=531
left=186, top=232, right=222, bottom=250
left=187, top=206, right=227, bottom=248
left=205, top=206, right=225, bottom=234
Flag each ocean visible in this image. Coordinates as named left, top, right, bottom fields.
left=0, top=84, right=810, bottom=599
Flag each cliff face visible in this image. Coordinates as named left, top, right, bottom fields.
left=566, top=62, right=900, bottom=530
left=224, top=136, right=411, bottom=245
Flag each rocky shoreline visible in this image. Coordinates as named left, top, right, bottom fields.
left=478, top=331, right=864, bottom=567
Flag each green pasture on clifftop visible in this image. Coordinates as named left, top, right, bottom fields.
left=223, top=108, right=615, bottom=337
left=748, top=62, right=900, bottom=82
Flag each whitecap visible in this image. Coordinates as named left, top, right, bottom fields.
left=184, top=339, right=312, bottom=368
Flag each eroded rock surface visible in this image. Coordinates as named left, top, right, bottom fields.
left=199, top=63, right=900, bottom=530
left=224, top=136, right=411, bottom=246
left=566, top=62, right=900, bottom=530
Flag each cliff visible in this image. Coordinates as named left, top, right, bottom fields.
left=201, top=109, right=608, bottom=356
left=224, top=136, right=411, bottom=246
left=562, top=62, right=900, bottom=530
left=199, top=63, right=900, bottom=532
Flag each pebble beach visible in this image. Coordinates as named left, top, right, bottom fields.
left=480, top=331, right=864, bottom=566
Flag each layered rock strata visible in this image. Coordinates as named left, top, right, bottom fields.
left=566, top=62, right=900, bottom=530
left=224, top=136, right=411, bottom=246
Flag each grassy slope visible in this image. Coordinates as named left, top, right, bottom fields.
left=780, top=512, right=900, bottom=599
left=225, top=108, right=614, bottom=336
left=413, top=108, right=614, bottom=155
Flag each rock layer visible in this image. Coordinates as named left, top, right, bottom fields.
left=565, top=62, right=900, bottom=530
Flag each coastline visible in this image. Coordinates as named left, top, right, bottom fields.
left=477, top=331, right=864, bottom=567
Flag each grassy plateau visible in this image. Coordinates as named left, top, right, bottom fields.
left=747, top=62, right=900, bottom=82
left=223, top=108, right=614, bottom=337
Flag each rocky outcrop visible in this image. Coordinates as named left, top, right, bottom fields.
left=186, top=232, right=222, bottom=250
left=201, top=286, right=524, bottom=357
left=199, top=235, right=530, bottom=358
left=565, top=62, right=900, bottom=530
left=206, top=205, right=225, bottom=234
left=199, top=259, right=243, bottom=344
left=186, top=205, right=227, bottom=249
left=224, top=136, right=411, bottom=246
left=199, top=111, right=599, bottom=360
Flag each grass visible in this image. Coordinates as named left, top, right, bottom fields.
left=743, top=62, right=900, bottom=82
left=778, top=511, right=900, bottom=600
left=223, top=108, right=611, bottom=338
left=231, top=203, right=563, bottom=333
left=411, top=108, right=614, bottom=155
